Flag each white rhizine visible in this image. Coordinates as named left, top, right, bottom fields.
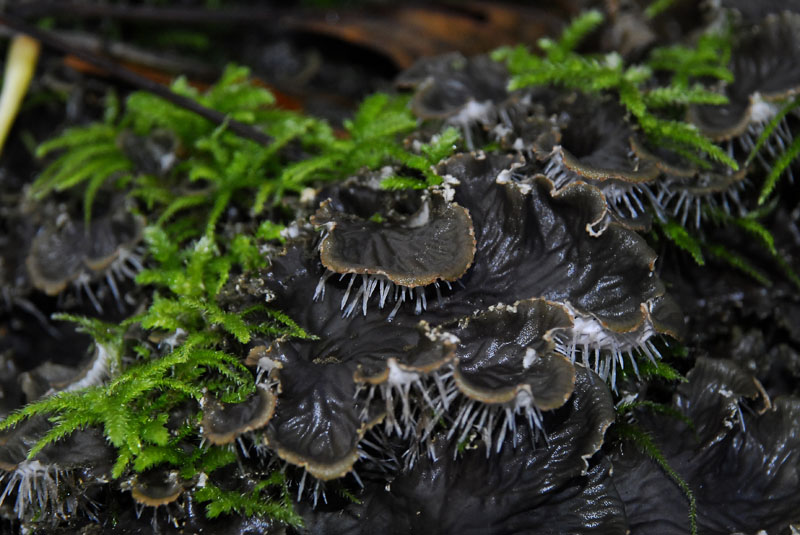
left=386, top=359, right=420, bottom=387
left=749, top=93, right=779, bottom=125
left=0, top=460, right=73, bottom=521
left=562, top=303, right=662, bottom=387
left=522, top=347, right=539, bottom=369
left=63, top=341, right=117, bottom=393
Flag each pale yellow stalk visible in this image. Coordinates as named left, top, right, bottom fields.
left=0, top=34, right=41, bottom=156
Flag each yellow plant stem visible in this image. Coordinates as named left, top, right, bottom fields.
left=0, top=34, right=40, bottom=156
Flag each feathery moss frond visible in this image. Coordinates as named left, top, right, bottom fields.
left=626, top=357, right=688, bottom=383
left=659, top=220, right=705, bottom=265
left=643, top=85, right=729, bottom=108
left=195, top=471, right=303, bottom=527
left=645, top=0, right=676, bottom=19
left=615, top=422, right=698, bottom=535
left=51, top=313, right=125, bottom=351
left=648, top=27, right=733, bottom=87
left=379, top=126, right=461, bottom=190
left=0, top=210, right=309, bottom=525
left=659, top=214, right=780, bottom=288
left=537, top=9, right=604, bottom=62
left=32, top=123, right=133, bottom=224
left=493, top=13, right=737, bottom=170
left=706, top=244, right=771, bottom=287
left=747, top=96, right=800, bottom=165
left=617, top=400, right=695, bottom=431
left=380, top=176, right=429, bottom=190
left=758, top=133, right=800, bottom=205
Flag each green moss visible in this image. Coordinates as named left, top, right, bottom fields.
left=615, top=422, right=698, bottom=535
left=0, top=219, right=312, bottom=525
left=658, top=219, right=706, bottom=265
left=195, top=471, right=303, bottom=527
left=30, top=65, right=456, bottom=236
left=492, top=11, right=737, bottom=170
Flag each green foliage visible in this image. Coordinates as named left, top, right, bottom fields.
left=255, top=220, right=286, bottom=242
left=644, top=0, right=675, bottom=19
left=492, top=12, right=737, bottom=170
left=706, top=244, right=771, bottom=287
left=759, top=131, right=800, bottom=205
left=380, top=176, right=429, bottom=190
left=51, top=313, right=126, bottom=359
left=706, top=205, right=798, bottom=287
left=634, top=358, right=687, bottom=383
left=135, top=226, right=312, bottom=343
left=657, top=215, right=781, bottom=288
left=195, top=471, right=303, bottom=527
left=659, top=220, right=705, bottom=265
left=0, top=330, right=249, bottom=476
left=707, top=204, right=781, bottom=258
left=126, top=67, right=275, bottom=144
left=0, top=217, right=309, bottom=523
left=748, top=96, right=800, bottom=159
left=615, top=423, right=698, bottom=535
left=536, top=10, right=604, bottom=62
left=642, top=85, right=728, bottom=108
left=742, top=94, right=800, bottom=208
left=32, top=66, right=455, bottom=236
left=648, top=28, right=733, bottom=87
left=31, top=123, right=133, bottom=225
left=254, top=94, right=458, bottom=201
left=379, top=127, right=461, bottom=190
left=616, top=400, right=695, bottom=431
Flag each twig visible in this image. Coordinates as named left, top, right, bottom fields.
left=54, top=30, right=216, bottom=77
left=8, top=3, right=291, bottom=25
left=0, top=13, right=273, bottom=146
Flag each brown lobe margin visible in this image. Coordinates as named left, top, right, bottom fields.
left=130, top=474, right=184, bottom=507
left=453, top=353, right=576, bottom=409
left=540, top=175, right=609, bottom=237
left=559, top=145, right=660, bottom=183
left=316, top=200, right=477, bottom=288
left=352, top=327, right=457, bottom=385
left=264, top=412, right=385, bottom=481
left=629, top=136, right=695, bottom=178
left=25, top=253, right=75, bottom=295
left=202, top=384, right=277, bottom=445
left=0, top=460, right=18, bottom=471
left=452, top=299, right=575, bottom=408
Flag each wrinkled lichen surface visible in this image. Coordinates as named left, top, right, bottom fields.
left=1, top=2, right=800, bottom=534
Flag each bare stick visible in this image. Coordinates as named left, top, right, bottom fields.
left=0, top=13, right=273, bottom=146
left=8, top=3, right=290, bottom=25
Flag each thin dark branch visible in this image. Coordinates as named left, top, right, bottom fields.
left=0, top=13, right=273, bottom=146
left=7, top=3, right=292, bottom=25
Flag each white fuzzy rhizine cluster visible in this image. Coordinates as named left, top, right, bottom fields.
left=314, top=270, right=455, bottom=321
left=654, top=171, right=749, bottom=228
left=357, top=358, right=551, bottom=462
left=0, top=460, right=94, bottom=523
left=544, top=147, right=655, bottom=221
left=61, top=342, right=116, bottom=393
left=655, top=93, right=793, bottom=228
left=448, top=100, right=497, bottom=150
left=362, top=365, right=453, bottom=435
left=0, top=341, right=115, bottom=522
left=447, top=395, right=546, bottom=457
left=70, top=244, right=145, bottom=314
left=562, top=307, right=662, bottom=389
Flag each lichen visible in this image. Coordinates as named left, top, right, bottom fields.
left=1, top=4, right=800, bottom=534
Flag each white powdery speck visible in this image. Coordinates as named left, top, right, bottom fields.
left=387, top=359, right=419, bottom=387
left=749, top=93, right=779, bottom=124
left=451, top=100, right=494, bottom=125
left=522, top=347, right=538, bottom=369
